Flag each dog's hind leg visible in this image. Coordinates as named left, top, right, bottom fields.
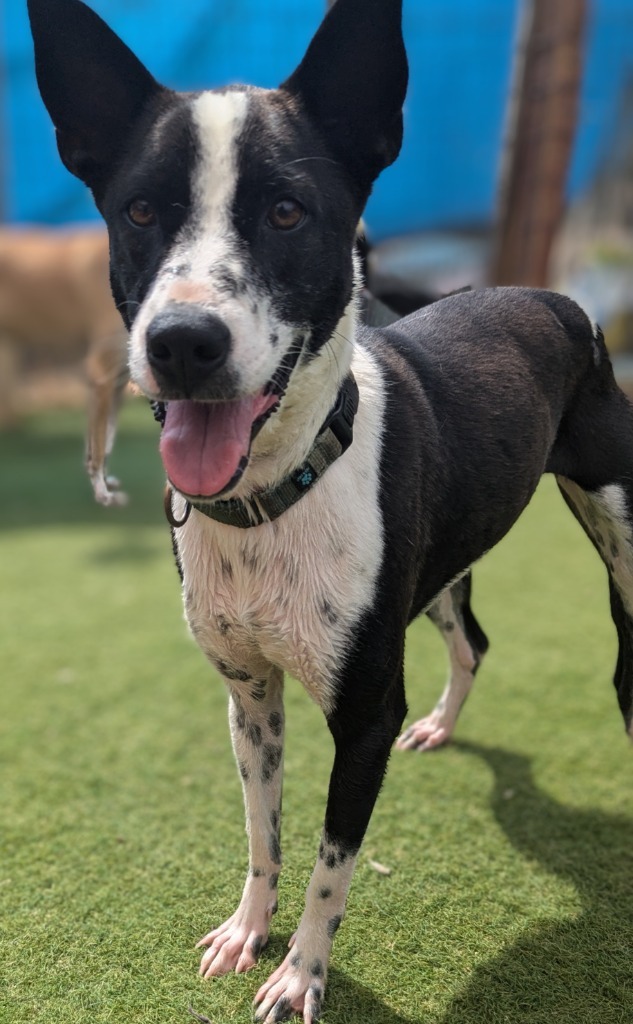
left=557, top=476, right=633, bottom=737
left=396, top=572, right=489, bottom=751
left=548, top=318, right=633, bottom=737
left=198, top=668, right=284, bottom=976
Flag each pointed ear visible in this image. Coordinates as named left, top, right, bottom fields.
left=28, top=0, right=163, bottom=190
left=281, top=0, right=408, bottom=185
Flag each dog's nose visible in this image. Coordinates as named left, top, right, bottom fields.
left=146, top=303, right=231, bottom=395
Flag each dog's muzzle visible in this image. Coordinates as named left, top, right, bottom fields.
left=146, top=302, right=231, bottom=397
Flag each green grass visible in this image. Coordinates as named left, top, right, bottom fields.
left=1, top=400, right=631, bottom=1024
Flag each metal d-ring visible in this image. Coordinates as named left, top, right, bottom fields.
left=164, top=485, right=192, bottom=528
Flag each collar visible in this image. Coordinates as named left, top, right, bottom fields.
left=163, top=374, right=359, bottom=530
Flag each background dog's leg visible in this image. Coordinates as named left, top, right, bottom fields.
left=396, top=572, right=489, bottom=751
left=558, top=476, right=633, bottom=737
left=254, top=664, right=406, bottom=1023
left=84, top=331, right=129, bottom=506
left=0, top=338, right=20, bottom=427
left=198, top=669, right=284, bottom=977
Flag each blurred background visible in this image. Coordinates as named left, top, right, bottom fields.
left=1, top=0, right=632, bottom=485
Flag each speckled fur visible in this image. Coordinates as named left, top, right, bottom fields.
left=175, top=341, right=385, bottom=715
left=198, top=669, right=284, bottom=977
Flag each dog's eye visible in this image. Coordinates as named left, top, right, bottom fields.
left=267, top=198, right=306, bottom=231
left=127, top=198, right=157, bottom=228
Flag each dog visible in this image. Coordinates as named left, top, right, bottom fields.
left=29, top=0, right=633, bottom=1020
left=0, top=226, right=129, bottom=505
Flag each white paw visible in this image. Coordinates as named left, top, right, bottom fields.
left=92, top=474, right=129, bottom=507
left=254, top=949, right=325, bottom=1023
left=395, top=713, right=452, bottom=752
left=100, top=489, right=129, bottom=507
left=197, top=911, right=269, bottom=977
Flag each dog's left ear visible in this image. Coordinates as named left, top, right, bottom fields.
left=281, top=0, right=408, bottom=187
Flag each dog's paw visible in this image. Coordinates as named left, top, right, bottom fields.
left=197, top=912, right=269, bottom=977
left=253, top=950, right=324, bottom=1023
left=92, top=474, right=129, bottom=507
left=395, top=713, right=451, bottom=752
left=101, top=488, right=129, bottom=508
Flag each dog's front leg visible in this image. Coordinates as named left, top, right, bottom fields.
left=254, top=667, right=406, bottom=1023
left=198, top=669, right=284, bottom=977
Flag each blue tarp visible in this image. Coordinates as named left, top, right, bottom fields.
left=3, top=0, right=633, bottom=239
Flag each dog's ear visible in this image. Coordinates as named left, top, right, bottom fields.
left=28, top=0, right=162, bottom=191
left=281, top=0, right=408, bottom=185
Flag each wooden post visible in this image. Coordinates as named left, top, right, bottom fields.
left=490, top=0, right=587, bottom=287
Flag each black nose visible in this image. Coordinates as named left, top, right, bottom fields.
left=146, top=303, right=231, bottom=395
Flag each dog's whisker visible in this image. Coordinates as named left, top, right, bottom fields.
left=273, top=156, right=340, bottom=175
left=323, top=329, right=354, bottom=379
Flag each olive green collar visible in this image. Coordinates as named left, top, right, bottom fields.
left=164, top=374, right=359, bottom=530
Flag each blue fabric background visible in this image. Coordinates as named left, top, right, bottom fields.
left=3, top=0, right=632, bottom=239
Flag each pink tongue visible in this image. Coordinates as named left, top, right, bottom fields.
left=160, top=392, right=278, bottom=498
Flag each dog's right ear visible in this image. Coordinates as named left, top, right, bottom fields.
left=28, top=0, right=162, bottom=191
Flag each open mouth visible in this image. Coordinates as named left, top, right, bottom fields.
left=159, top=388, right=279, bottom=499
left=158, top=343, right=302, bottom=501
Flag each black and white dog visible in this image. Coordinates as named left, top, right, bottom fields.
left=29, top=0, right=633, bottom=1020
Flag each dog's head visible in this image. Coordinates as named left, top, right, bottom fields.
left=29, top=0, right=407, bottom=499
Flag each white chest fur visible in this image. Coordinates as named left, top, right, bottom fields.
left=174, top=345, right=385, bottom=712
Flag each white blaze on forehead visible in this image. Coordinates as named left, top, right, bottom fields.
left=191, top=89, right=251, bottom=233
left=127, top=86, right=296, bottom=400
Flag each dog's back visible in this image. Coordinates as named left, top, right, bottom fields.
left=0, top=227, right=119, bottom=360
left=359, top=286, right=600, bottom=607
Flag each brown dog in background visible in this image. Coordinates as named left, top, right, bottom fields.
left=0, top=226, right=129, bottom=505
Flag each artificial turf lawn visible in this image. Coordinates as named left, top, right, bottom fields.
left=1, top=399, right=631, bottom=1024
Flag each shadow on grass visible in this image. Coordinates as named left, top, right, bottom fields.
left=239, top=935, right=416, bottom=1024
left=326, top=968, right=417, bottom=1024
left=441, top=741, right=633, bottom=1024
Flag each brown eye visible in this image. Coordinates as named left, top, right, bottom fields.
left=127, top=198, right=157, bottom=228
left=267, top=198, right=306, bottom=231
